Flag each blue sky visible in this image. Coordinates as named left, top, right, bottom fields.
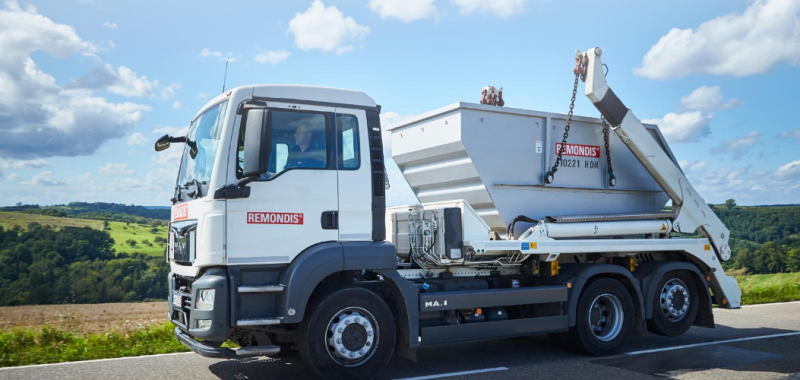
left=0, top=0, right=798, bottom=207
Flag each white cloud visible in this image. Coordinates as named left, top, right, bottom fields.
left=452, top=0, right=528, bottom=18
left=680, top=161, right=800, bottom=204
left=287, top=0, right=370, bottom=54
left=254, top=50, right=291, bottom=64
left=25, top=171, right=66, bottom=186
left=680, top=86, right=740, bottom=111
left=679, top=160, right=707, bottom=172
left=644, top=86, right=741, bottom=144
left=380, top=111, right=414, bottom=129
left=102, top=21, right=117, bottom=30
left=779, top=128, right=800, bottom=140
left=368, top=0, right=437, bottom=22
left=151, top=126, right=189, bottom=136
left=172, top=100, right=182, bottom=109
left=643, top=111, right=711, bottom=144
left=98, top=163, right=135, bottom=176
left=634, top=0, right=800, bottom=79
left=197, top=92, right=210, bottom=100
left=7, top=173, right=21, bottom=182
left=0, top=158, right=50, bottom=170
left=777, top=160, right=800, bottom=179
left=70, top=64, right=180, bottom=100
left=126, top=132, right=148, bottom=146
left=711, top=131, right=761, bottom=157
left=200, top=48, right=236, bottom=62
left=0, top=2, right=154, bottom=159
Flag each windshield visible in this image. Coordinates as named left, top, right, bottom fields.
left=177, top=101, right=228, bottom=189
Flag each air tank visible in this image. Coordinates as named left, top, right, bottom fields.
left=388, top=102, right=678, bottom=236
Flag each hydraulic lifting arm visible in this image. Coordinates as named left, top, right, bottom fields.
left=579, top=47, right=740, bottom=307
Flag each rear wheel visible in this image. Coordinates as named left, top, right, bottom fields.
left=561, top=278, right=635, bottom=356
left=297, top=287, right=395, bottom=380
left=647, top=271, right=699, bottom=337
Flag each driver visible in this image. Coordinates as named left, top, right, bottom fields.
left=285, top=121, right=324, bottom=169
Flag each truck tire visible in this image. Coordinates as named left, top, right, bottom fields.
left=562, top=278, right=635, bottom=356
left=297, top=287, right=395, bottom=380
left=647, top=271, right=699, bottom=337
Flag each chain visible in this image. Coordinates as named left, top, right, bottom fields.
left=545, top=72, right=580, bottom=184
left=601, top=116, right=617, bottom=187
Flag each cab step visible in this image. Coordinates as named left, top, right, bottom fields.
left=238, top=284, right=285, bottom=293
left=237, top=318, right=281, bottom=326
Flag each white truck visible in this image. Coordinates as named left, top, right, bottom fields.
left=160, top=48, right=742, bottom=380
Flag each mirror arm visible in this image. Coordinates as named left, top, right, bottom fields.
left=170, top=136, right=187, bottom=143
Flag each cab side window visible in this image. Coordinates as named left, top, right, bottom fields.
left=237, top=109, right=328, bottom=180
left=338, top=114, right=360, bottom=170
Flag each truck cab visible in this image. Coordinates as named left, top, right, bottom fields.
left=168, top=85, right=385, bottom=332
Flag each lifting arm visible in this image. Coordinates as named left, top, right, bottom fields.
left=579, top=48, right=740, bottom=307
left=580, top=47, right=731, bottom=261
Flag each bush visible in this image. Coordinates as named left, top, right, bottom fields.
left=0, top=323, right=188, bottom=367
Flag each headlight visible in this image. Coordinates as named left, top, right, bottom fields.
left=195, top=319, right=212, bottom=330
left=196, top=289, right=215, bottom=310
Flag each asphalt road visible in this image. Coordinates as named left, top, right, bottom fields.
left=3, top=301, right=800, bottom=380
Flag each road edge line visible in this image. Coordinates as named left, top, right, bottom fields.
left=394, top=366, right=509, bottom=380
left=625, top=331, right=800, bottom=356
left=0, top=352, right=194, bottom=371
left=741, top=300, right=800, bottom=308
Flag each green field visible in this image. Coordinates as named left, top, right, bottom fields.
left=0, top=211, right=103, bottom=230
left=0, top=211, right=167, bottom=256
left=105, top=221, right=168, bottom=256
left=737, top=272, right=800, bottom=305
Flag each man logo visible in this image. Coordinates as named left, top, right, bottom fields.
left=424, top=300, right=447, bottom=308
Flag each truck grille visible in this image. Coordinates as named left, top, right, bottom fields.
left=171, top=275, right=194, bottom=328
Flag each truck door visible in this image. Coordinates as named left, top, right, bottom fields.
left=334, top=108, right=373, bottom=241
left=225, top=103, right=339, bottom=265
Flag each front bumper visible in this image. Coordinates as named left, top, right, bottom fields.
left=175, top=327, right=282, bottom=358
left=169, top=267, right=231, bottom=342
left=174, top=327, right=237, bottom=359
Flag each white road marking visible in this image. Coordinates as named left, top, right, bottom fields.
left=0, top=352, right=194, bottom=370
left=741, top=300, right=800, bottom=308
left=394, top=367, right=509, bottom=380
left=625, top=331, right=800, bottom=356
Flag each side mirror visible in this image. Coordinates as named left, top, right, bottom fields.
left=240, top=109, right=271, bottom=184
left=154, top=134, right=187, bottom=152
left=155, top=134, right=171, bottom=151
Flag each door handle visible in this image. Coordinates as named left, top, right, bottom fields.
left=321, top=211, right=338, bottom=230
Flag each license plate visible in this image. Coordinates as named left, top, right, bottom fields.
left=172, top=293, right=182, bottom=308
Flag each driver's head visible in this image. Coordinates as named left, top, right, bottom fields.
left=294, top=121, right=313, bottom=150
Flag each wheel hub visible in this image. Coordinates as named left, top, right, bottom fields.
left=327, top=308, right=377, bottom=365
left=660, top=278, right=690, bottom=322
left=588, top=293, right=624, bottom=342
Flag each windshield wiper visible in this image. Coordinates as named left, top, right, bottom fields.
left=187, top=179, right=203, bottom=199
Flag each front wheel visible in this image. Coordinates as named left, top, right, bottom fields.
left=297, top=287, right=395, bottom=380
left=647, top=271, right=699, bottom=337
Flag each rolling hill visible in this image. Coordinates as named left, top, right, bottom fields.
left=0, top=211, right=167, bottom=256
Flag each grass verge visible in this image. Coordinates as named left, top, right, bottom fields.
left=0, top=322, right=188, bottom=368
left=737, top=272, right=800, bottom=305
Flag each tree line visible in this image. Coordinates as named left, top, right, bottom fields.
left=0, top=224, right=167, bottom=306
left=3, top=202, right=170, bottom=222
left=715, top=201, right=800, bottom=274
